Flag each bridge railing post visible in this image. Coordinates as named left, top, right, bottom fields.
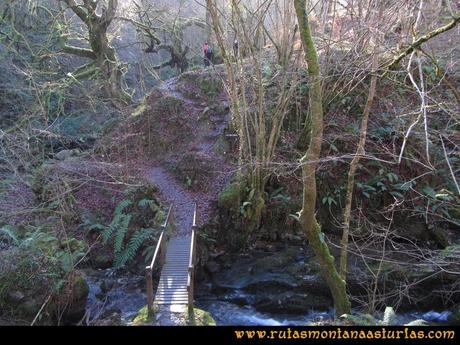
left=188, top=263, right=194, bottom=314
left=145, top=205, right=173, bottom=315
left=188, top=203, right=198, bottom=315
left=145, top=266, right=154, bottom=315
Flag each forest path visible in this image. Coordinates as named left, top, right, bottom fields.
left=144, top=75, right=233, bottom=236
left=142, top=74, right=233, bottom=324
left=147, top=166, right=194, bottom=236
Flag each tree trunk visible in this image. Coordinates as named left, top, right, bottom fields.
left=294, top=0, right=350, bottom=316
left=205, top=3, right=212, bottom=42
left=339, top=43, right=379, bottom=279
left=61, top=0, right=130, bottom=103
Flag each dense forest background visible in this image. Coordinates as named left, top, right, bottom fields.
left=0, top=0, right=459, bottom=326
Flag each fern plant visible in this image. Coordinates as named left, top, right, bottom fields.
left=1, top=225, right=86, bottom=273
left=114, top=228, right=155, bottom=268
left=91, top=199, right=158, bottom=268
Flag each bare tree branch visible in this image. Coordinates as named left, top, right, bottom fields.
left=384, top=15, right=460, bottom=70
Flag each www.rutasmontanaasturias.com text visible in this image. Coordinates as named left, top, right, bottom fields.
left=233, top=327, right=456, bottom=340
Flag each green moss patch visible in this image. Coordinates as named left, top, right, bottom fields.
left=190, top=308, right=216, bottom=326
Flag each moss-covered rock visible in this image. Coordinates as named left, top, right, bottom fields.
left=0, top=248, right=59, bottom=322
left=339, top=313, right=379, bottom=326
left=0, top=245, right=89, bottom=324
left=448, top=304, right=460, bottom=325
left=62, top=271, right=89, bottom=323
left=190, top=308, right=216, bottom=326
left=132, top=305, right=155, bottom=325
left=218, top=182, right=243, bottom=211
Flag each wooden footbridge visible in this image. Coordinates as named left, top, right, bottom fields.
left=145, top=204, right=197, bottom=314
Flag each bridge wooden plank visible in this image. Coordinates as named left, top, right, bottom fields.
left=157, top=286, right=188, bottom=290
left=152, top=234, right=194, bottom=306
left=158, top=276, right=188, bottom=280
left=161, top=268, right=188, bottom=272
left=161, top=269, right=188, bottom=272
left=156, top=293, right=188, bottom=296
left=158, top=280, right=188, bottom=284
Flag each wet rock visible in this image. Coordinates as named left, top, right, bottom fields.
left=422, top=310, right=450, bottom=322
left=205, top=260, right=221, bottom=274
left=339, top=313, right=378, bottom=325
left=94, top=312, right=123, bottom=326
left=405, top=319, right=429, bottom=326
left=102, top=307, right=122, bottom=319
left=254, top=292, right=331, bottom=314
left=210, top=247, right=332, bottom=314
left=382, top=306, right=397, bottom=325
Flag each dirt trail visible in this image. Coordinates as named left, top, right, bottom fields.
left=148, top=166, right=195, bottom=236
left=145, top=76, right=233, bottom=235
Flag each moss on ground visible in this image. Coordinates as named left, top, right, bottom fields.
left=189, top=308, right=216, bottom=326
left=132, top=305, right=155, bottom=325
left=178, top=70, right=223, bottom=100
left=218, top=182, right=243, bottom=211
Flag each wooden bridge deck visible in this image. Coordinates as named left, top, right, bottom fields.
left=154, top=236, right=192, bottom=305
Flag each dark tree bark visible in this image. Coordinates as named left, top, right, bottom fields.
left=61, top=0, right=130, bottom=103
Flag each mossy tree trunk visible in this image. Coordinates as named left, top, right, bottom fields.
left=60, top=0, right=130, bottom=103
left=294, top=0, right=350, bottom=316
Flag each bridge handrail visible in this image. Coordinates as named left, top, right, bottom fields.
left=187, top=203, right=198, bottom=313
left=145, top=204, right=173, bottom=314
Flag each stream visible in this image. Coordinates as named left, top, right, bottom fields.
left=83, top=268, right=452, bottom=326
left=83, top=269, right=146, bottom=325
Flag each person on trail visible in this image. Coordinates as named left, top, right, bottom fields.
left=203, top=42, right=210, bottom=67
left=206, top=45, right=213, bottom=66
left=233, top=39, right=239, bottom=58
